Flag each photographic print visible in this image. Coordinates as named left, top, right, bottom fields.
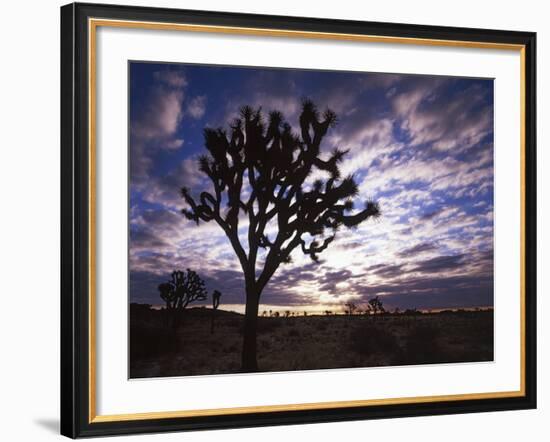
left=61, top=6, right=536, bottom=436
left=128, top=62, right=494, bottom=378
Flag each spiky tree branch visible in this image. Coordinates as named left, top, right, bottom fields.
left=368, top=296, right=385, bottom=316
left=181, top=99, right=380, bottom=297
left=158, top=269, right=207, bottom=311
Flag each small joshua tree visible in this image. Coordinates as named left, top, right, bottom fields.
left=368, top=296, right=385, bottom=318
left=344, top=302, right=358, bottom=316
left=158, top=269, right=207, bottom=327
left=211, top=290, right=221, bottom=334
left=180, top=99, right=380, bottom=370
left=158, top=282, right=175, bottom=310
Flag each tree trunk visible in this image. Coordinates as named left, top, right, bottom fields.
left=172, top=308, right=184, bottom=330
left=241, top=288, right=260, bottom=372
left=210, top=309, right=216, bottom=334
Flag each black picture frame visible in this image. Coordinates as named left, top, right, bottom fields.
left=61, top=2, right=536, bottom=438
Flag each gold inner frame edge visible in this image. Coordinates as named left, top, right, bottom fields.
left=87, top=17, right=527, bottom=423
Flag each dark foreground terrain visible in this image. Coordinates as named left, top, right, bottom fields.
left=130, top=304, right=493, bottom=378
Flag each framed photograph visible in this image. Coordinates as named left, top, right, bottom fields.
left=60, top=2, right=536, bottom=438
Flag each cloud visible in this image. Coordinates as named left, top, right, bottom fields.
left=130, top=78, right=186, bottom=182
left=419, top=210, right=444, bottom=221
left=132, top=87, right=184, bottom=140
left=128, top=63, right=495, bottom=311
left=153, top=70, right=188, bottom=88
left=130, top=228, right=169, bottom=252
left=186, top=95, right=207, bottom=119
left=137, top=156, right=208, bottom=208
left=410, top=254, right=466, bottom=274
left=212, top=69, right=306, bottom=128
left=392, top=79, right=494, bottom=152
left=336, top=241, right=364, bottom=251
left=368, top=263, right=406, bottom=278
left=164, top=138, right=184, bottom=149
left=397, top=242, right=438, bottom=257
left=355, top=273, right=493, bottom=309
left=130, top=68, right=199, bottom=182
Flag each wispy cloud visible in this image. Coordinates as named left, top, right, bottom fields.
left=186, top=95, right=207, bottom=119
left=128, top=63, right=494, bottom=311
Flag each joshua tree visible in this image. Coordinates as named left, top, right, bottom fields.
left=158, top=282, right=175, bottom=311
left=212, top=289, right=221, bottom=309
left=368, top=296, right=385, bottom=318
left=344, top=302, right=358, bottom=316
left=180, top=100, right=380, bottom=371
left=158, top=269, right=207, bottom=327
left=211, top=290, right=222, bottom=334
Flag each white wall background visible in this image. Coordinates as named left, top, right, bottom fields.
left=0, top=0, right=546, bottom=440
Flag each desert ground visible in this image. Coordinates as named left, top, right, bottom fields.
left=129, top=304, right=493, bottom=378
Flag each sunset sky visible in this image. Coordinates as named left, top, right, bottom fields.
left=129, top=61, right=494, bottom=313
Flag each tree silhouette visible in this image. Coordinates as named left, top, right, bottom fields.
left=180, top=99, right=380, bottom=371
left=368, top=296, right=385, bottom=318
left=158, top=269, right=207, bottom=328
left=344, top=302, right=358, bottom=316
left=212, top=290, right=221, bottom=309
left=210, top=290, right=221, bottom=334
left=158, top=282, right=175, bottom=310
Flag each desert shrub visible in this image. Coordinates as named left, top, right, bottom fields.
left=349, top=323, right=400, bottom=356
left=225, top=318, right=242, bottom=329
left=260, top=339, right=272, bottom=350
left=316, top=321, right=328, bottom=331
left=129, top=303, right=167, bottom=328
left=259, top=318, right=283, bottom=333
left=401, top=324, right=441, bottom=364
left=240, top=318, right=283, bottom=335
left=286, top=327, right=300, bottom=338
left=129, top=323, right=179, bottom=360
left=130, top=303, right=153, bottom=317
